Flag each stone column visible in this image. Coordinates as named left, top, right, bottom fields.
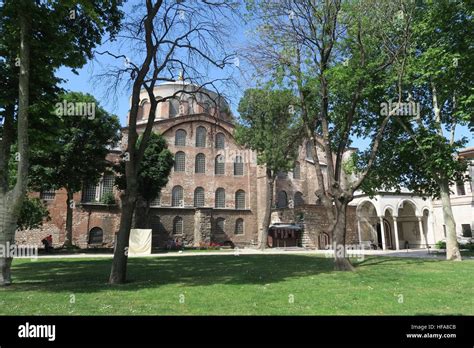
left=379, top=217, right=386, bottom=250
left=393, top=217, right=400, bottom=250
left=418, top=216, right=426, bottom=248
left=357, top=219, right=362, bottom=247
left=194, top=208, right=212, bottom=247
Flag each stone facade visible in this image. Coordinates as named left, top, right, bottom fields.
left=19, top=82, right=358, bottom=250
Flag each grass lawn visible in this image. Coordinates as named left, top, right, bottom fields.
left=1, top=254, right=473, bottom=315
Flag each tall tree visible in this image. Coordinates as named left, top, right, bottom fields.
left=364, top=0, right=474, bottom=260
left=114, top=132, right=174, bottom=229
left=0, top=0, right=123, bottom=285
left=244, top=0, right=413, bottom=270
left=29, top=92, right=120, bottom=248
left=236, top=88, right=301, bottom=250
left=102, top=0, right=238, bottom=284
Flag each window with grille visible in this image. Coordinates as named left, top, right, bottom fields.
left=174, top=152, right=185, bottom=172
left=215, top=133, right=225, bottom=149
left=215, top=155, right=225, bottom=175
left=101, top=175, right=115, bottom=198
left=456, top=181, right=466, bottom=196
left=306, top=141, right=314, bottom=161
left=216, top=218, right=225, bottom=234
left=293, top=162, right=301, bottom=179
left=150, top=216, right=161, bottom=233
left=169, top=99, right=179, bottom=117
left=235, top=190, right=245, bottom=210
left=82, top=183, right=97, bottom=203
left=195, top=153, right=206, bottom=173
left=277, top=171, right=287, bottom=179
left=215, top=188, right=225, bottom=208
left=277, top=191, right=288, bottom=208
left=88, top=227, right=103, bottom=244
left=235, top=218, right=244, bottom=235
left=173, top=216, right=183, bottom=234
left=40, top=189, right=55, bottom=201
left=294, top=192, right=304, bottom=207
left=196, top=126, right=207, bottom=147
left=175, top=129, right=187, bottom=146
left=234, top=155, right=244, bottom=176
left=150, top=192, right=161, bottom=206
left=461, top=224, right=472, bottom=237
left=172, top=186, right=184, bottom=207
left=194, top=187, right=205, bottom=207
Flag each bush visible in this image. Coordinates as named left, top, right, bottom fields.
left=435, top=240, right=446, bottom=249
left=101, top=192, right=116, bottom=205
left=17, top=196, right=51, bottom=230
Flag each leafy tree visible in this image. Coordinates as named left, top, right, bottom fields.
left=244, top=0, right=413, bottom=270
left=114, top=132, right=174, bottom=228
left=365, top=0, right=473, bottom=260
left=29, top=92, right=121, bottom=248
left=17, top=196, right=50, bottom=231
left=236, top=88, right=301, bottom=250
left=0, top=0, right=123, bottom=285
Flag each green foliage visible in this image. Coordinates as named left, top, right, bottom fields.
left=436, top=241, right=446, bottom=250
left=17, top=196, right=50, bottom=231
left=115, top=133, right=174, bottom=204
left=100, top=192, right=116, bottom=205
left=235, top=88, right=302, bottom=175
left=362, top=1, right=473, bottom=198
left=29, top=92, right=121, bottom=194
left=0, top=0, right=123, bottom=190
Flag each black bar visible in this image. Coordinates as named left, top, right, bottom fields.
left=0, top=316, right=472, bottom=347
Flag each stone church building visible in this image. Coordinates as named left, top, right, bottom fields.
left=19, top=81, right=458, bottom=251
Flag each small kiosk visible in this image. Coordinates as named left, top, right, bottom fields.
left=268, top=223, right=303, bottom=248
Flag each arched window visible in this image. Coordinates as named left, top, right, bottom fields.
left=196, top=126, right=207, bottom=147
left=293, top=162, right=301, bottom=179
left=194, top=187, right=205, bottom=207
left=173, top=216, right=183, bottom=234
left=215, top=133, right=225, bottom=149
left=88, top=227, right=103, bottom=244
left=277, top=191, right=288, bottom=208
left=235, top=218, right=244, bottom=235
left=234, top=155, right=244, bottom=176
left=215, top=188, right=225, bottom=208
left=235, top=190, right=245, bottom=210
left=306, top=141, right=314, bottom=161
left=175, top=129, right=187, bottom=146
left=294, top=192, right=304, bottom=207
left=138, top=99, right=149, bottom=120
left=215, top=155, right=225, bottom=175
left=174, top=151, right=185, bottom=172
left=169, top=99, right=179, bottom=117
left=172, top=186, right=184, bottom=207
left=195, top=153, right=206, bottom=173
left=216, top=217, right=225, bottom=234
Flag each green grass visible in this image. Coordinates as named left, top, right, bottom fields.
left=1, top=254, right=473, bottom=315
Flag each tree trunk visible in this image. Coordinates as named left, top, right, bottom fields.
left=0, top=195, right=17, bottom=286
left=0, top=4, right=31, bottom=286
left=258, top=169, right=274, bottom=250
left=332, top=202, right=355, bottom=271
left=438, top=177, right=462, bottom=261
left=109, top=193, right=136, bottom=284
left=63, top=189, right=74, bottom=247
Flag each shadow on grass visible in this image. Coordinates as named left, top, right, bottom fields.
left=354, top=256, right=442, bottom=268
left=5, top=254, right=431, bottom=294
